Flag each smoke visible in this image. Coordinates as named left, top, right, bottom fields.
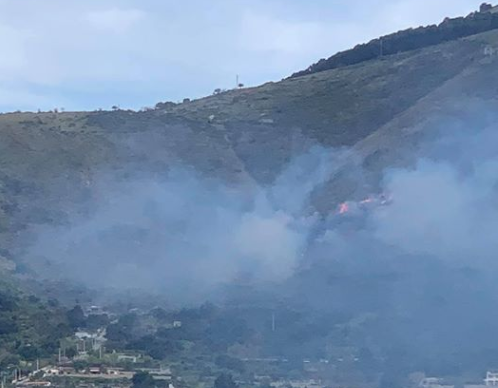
left=17, top=117, right=498, bottom=373
left=265, top=124, right=498, bottom=374
left=27, top=146, right=344, bottom=303
left=371, top=159, right=498, bottom=265
left=364, top=123, right=498, bottom=271
left=23, top=119, right=498, bottom=312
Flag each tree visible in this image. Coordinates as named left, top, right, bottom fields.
left=18, top=344, right=40, bottom=361
left=67, top=305, right=86, bottom=329
left=66, top=347, right=77, bottom=359
left=86, top=314, right=109, bottom=331
left=481, top=3, right=493, bottom=13
left=215, top=355, right=245, bottom=373
left=214, top=373, right=237, bottom=388
left=73, top=360, right=89, bottom=372
left=132, top=371, right=155, bottom=388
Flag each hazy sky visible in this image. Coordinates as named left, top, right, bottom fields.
left=0, top=0, right=482, bottom=112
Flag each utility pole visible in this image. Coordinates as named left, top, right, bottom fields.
left=271, top=312, right=276, bottom=332
left=58, top=348, right=61, bottom=364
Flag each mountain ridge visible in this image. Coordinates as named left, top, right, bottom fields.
left=1, top=14, right=498, bottom=272
left=290, top=3, right=498, bottom=78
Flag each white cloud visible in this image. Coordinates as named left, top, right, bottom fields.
left=379, top=0, right=478, bottom=31
left=240, top=11, right=326, bottom=54
left=85, top=8, right=146, bottom=34
left=0, top=86, right=61, bottom=112
left=0, top=0, right=484, bottom=111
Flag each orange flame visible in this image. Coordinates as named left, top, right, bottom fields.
left=359, top=197, right=374, bottom=205
left=338, top=202, right=350, bottom=214
left=337, top=193, right=392, bottom=216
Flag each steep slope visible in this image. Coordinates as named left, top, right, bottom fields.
left=312, top=29, right=498, bottom=211
left=290, top=6, right=498, bottom=78
left=0, top=277, right=72, bottom=368
left=0, top=25, right=498, bottom=266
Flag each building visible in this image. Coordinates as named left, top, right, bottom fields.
left=139, top=367, right=173, bottom=381
left=86, top=305, right=105, bottom=315
left=117, top=354, right=139, bottom=363
left=58, top=366, right=76, bottom=375
left=420, top=377, right=454, bottom=388
left=16, top=382, right=51, bottom=387
left=485, top=371, right=498, bottom=386
left=484, top=45, right=497, bottom=56
left=464, top=370, right=498, bottom=388
left=44, top=368, right=61, bottom=375
left=464, top=384, right=487, bottom=388
left=272, top=379, right=322, bottom=388
left=88, top=367, right=101, bottom=374
left=75, top=331, right=93, bottom=340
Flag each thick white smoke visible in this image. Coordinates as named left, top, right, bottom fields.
left=368, top=127, right=498, bottom=268
left=28, top=146, right=343, bottom=302
left=25, top=124, right=498, bottom=305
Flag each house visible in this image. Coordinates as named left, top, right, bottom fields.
left=139, top=367, right=173, bottom=381
left=464, top=371, right=498, bottom=388
left=151, top=367, right=173, bottom=381
left=75, top=331, right=93, bottom=340
left=58, top=366, right=75, bottom=375
left=420, top=377, right=454, bottom=388
left=88, top=366, right=101, bottom=374
left=484, top=45, right=496, bottom=56
left=117, top=354, right=139, bottom=363
left=17, top=382, right=51, bottom=387
left=106, top=368, right=134, bottom=378
left=87, top=305, right=105, bottom=315
left=107, top=368, right=124, bottom=375
left=485, top=371, right=498, bottom=386
left=465, top=385, right=487, bottom=388
left=272, top=379, right=322, bottom=388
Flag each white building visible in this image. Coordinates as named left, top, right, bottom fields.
left=485, top=372, right=498, bottom=386
left=420, top=377, right=454, bottom=388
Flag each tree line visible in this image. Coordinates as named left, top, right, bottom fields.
left=291, top=9, right=498, bottom=78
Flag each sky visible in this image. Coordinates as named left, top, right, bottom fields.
left=0, top=0, right=483, bottom=112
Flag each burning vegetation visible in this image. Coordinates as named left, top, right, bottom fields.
left=336, top=193, right=392, bottom=216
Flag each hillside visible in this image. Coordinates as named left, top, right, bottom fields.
left=290, top=5, right=498, bottom=78
left=1, top=9, right=498, bottom=385
left=0, top=278, right=72, bottom=368
left=1, top=20, right=498, bottom=274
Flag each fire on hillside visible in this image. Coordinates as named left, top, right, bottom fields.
left=336, top=193, right=392, bottom=216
